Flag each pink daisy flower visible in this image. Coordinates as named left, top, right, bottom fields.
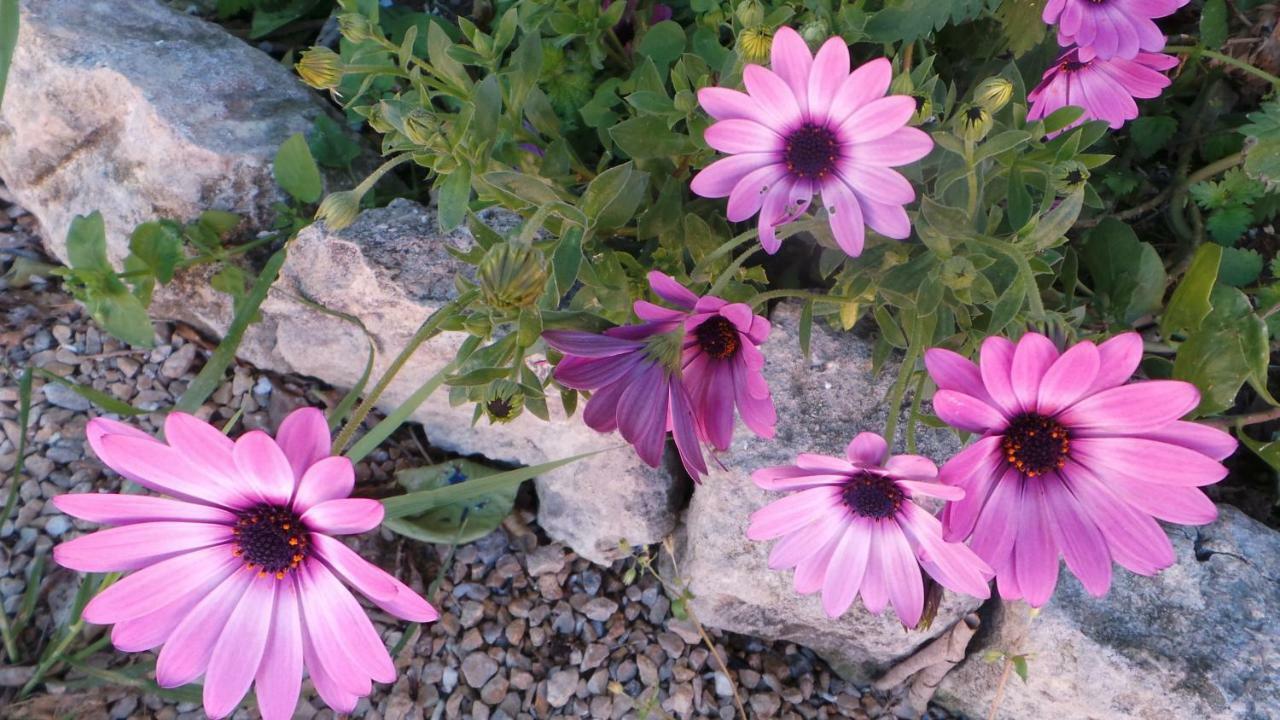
left=690, top=27, right=933, bottom=258
left=924, top=333, right=1237, bottom=607
left=52, top=408, right=438, bottom=720
left=1044, top=0, right=1189, bottom=61
left=1027, top=48, right=1178, bottom=132
left=746, top=432, right=993, bottom=627
left=544, top=272, right=775, bottom=481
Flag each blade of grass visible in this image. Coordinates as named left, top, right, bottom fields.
left=381, top=448, right=609, bottom=519
left=0, top=0, right=18, bottom=109
left=32, top=368, right=145, bottom=416
left=20, top=572, right=119, bottom=697
left=0, top=366, right=32, bottom=663
left=174, top=244, right=290, bottom=414
left=343, top=362, right=453, bottom=465
left=281, top=289, right=378, bottom=431
left=11, top=551, right=46, bottom=640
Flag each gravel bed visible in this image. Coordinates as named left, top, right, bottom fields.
left=0, top=190, right=962, bottom=719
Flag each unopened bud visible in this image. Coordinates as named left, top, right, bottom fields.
left=296, top=47, right=343, bottom=91
left=337, top=13, right=378, bottom=43
left=737, top=27, right=773, bottom=64
left=315, top=190, right=361, bottom=230
left=959, top=105, right=993, bottom=143
left=477, top=243, right=548, bottom=310
left=799, top=20, right=829, bottom=47
left=974, top=77, right=1014, bottom=114
left=483, top=379, right=524, bottom=424
left=735, top=0, right=764, bottom=28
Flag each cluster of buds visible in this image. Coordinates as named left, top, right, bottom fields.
left=477, top=243, right=548, bottom=311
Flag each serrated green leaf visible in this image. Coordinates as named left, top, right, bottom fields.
left=307, top=115, right=362, bottom=169
left=1218, top=247, right=1264, bottom=287
left=1129, top=116, right=1178, bottom=159
left=995, top=0, right=1047, bottom=57
left=1206, top=206, right=1254, bottom=245
left=273, top=133, right=323, bottom=203
left=866, top=0, right=992, bottom=44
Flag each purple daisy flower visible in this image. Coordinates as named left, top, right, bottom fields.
left=544, top=273, right=776, bottom=481
left=747, top=432, right=993, bottom=626
left=1027, top=48, right=1178, bottom=133
left=1044, top=0, right=1189, bottom=61
left=690, top=27, right=933, bottom=258
left=925, top=332, right=1237, bottom=606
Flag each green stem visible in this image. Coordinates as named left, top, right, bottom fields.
left=356, top=153, right=414, bottom=197
left=964, top=139, right=980, bottom=219
left=708, top=246, right=761, bottom=298
left=968, top=235, right=1046, bottom=319
left=748, top=289, right=859, bottom=311
left=331, top=291, right=476, bottom=455
left=1165, top=46, right=1280, bottom=87
left=882, top=341, right=922, bottom=450
left=114, top=233, right=279, bottom=281
left=690, top=228, right=759, bottom=283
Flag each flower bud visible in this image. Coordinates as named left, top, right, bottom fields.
left=337, top=13, right=378, bottom=43
left=799, top=20, right=829, bottom=47
left=1054, top=161, right=1090, bottom=192
left=477, top=243, right=548, bottom=310
left=315, top=190, right=361, bottom=230
left=973, top=77, right=1014, bottom=114
left=402, top=109, right=438, bottom=147
left=296, top=47, right=343, bottom=91
left=737, top=27, right=773, bottom=64
left=735, top=0, right=764, bottom=27
left=959, top=105, right=993, bottom=143
left=482, top=379, right=524, bottom=424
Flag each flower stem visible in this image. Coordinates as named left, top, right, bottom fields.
left=967, top=235, right=1046, bottom=320
left=964, top=139, right=980, bottom=220
left=331, top=292, right=475, bottom=455
left=1165, top=46, right=1280, bottom=88
left=747, top=288, right=859, bottom=311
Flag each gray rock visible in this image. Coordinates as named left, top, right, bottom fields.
left=0, top=0, right=331, bottom=266
left=159, top=343, right=198, bottom=380
left=147, top=199, right=681, bottom=564
left=937, top=505, right=1280, bottom=720
left=546, top=669, right=579, bottom=708
left=461, top=652, right=498, bottom=690
left=40, top=382, right=90, bottom=411
left=672, top=302, right=976, bottom=684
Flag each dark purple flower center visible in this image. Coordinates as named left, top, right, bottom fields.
left=233, top=504, right=308, bottom=578
left=1002, top=413, right=1071, bottom=477
left=1060, top=60, right=1089, bottom=73
left=783, top=123, right=840, bottom=181
left=695, top=316, right=741, bottom=360
left=842, top=472, right=906, bottom=519
left=487, top=397, right=514, bottom=419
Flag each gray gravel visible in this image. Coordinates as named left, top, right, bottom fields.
left=0, top=188, right=964, bottom=719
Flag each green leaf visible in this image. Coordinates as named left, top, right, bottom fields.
left=128, top=221, right=184, bottom=284
left=1024, top=189, right=1083, bottom=250
left=1007, top=167, right=1033, bottom=230
left=866, top=0, right=990, bottom=44
left=1081, top=219, right=1166, bottom=324
left=273, top=133, right=323, bottom=203
left=437, top=166, right=472, bottom=233
left=1173, top=286, right=1265, bottom=416
left=610, top=116, right=696, bottom=159
left=1243, top=138, right=1280, bottom=185
left=1200, top=0, right=1228, bottom=50
left=66, top=212, right=111, bottom=272
left=1162, top=243, right=1221, bottom=338
left=427, top=19, right=472, bottom=91
left=799, top=299, right=814, bottom=359
left=1205, top=206, right=1253, bottom=245
left=995, top=0, right=1046, bottom=57
left=1218, top=247, right=1264, bottom=287
left=1129, top=116, right=1178, bottom=159
left=385, top=459, right=518, bottom=544
left=0, top=0, right=18, bottom=110
left=1012, top=655, right=1029, bottom=683
left=581, top=162, right=650, bottom=232
left=1238, top=428, right=1280, bottom=473
left=175, top=246, right=289, bottom=413
left=552, top=227, right=583, bottom=296
left=89, top=282, right=156, bottom=348
left=382, top=448, right=606, bottom=519
left=636, top=21, right=685, bottom=73
left=307, top=115, right=362, bottom=169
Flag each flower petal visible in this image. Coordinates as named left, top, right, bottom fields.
left=155, top=567, right=255, bottom=688
left=84, top=544, right=240, bottom=625
left=747, top=486, right=842, bottom=540
left=1041, top=474, right=1111, bottom=597
left=1010, top=333, right=1060, bottom=412
left=806, top=36, right=850, bottom=123
left=821, top=179, right=867, bottom=257
left=234, top=431, right=297, bottom=506
left=697, top=86, right=774, bottom=125
left=690, top=153, right=779, bottom=198
left=254, top=580, right=304, bottom=720
left=1139, top=420, right=1237, bottom=461
left=839, top=96, right=916, bottom=144
left=1071, top=437, right=1228, bottom=487
left=939, top=436, right=1007, bottom=542
left=768, top=27, right=813, bottom=115
left=1066, top=463, right=1175, bottom=575
left=705, top=118, right=784, bottom=154
left=92, top=433, right=245, bottom=508
left=313, top=534, right=439, bottom=622
left=204, top=576, right=276, bottom=719
left=979, top=336, right=1020, bottom=416
left=54, top=522, right=233, bottom=572
left=52, top=493, right=237, bottom=526
left=827, top=58, right=892, bottom=127
left=924, top=348, right=988, bottom=399
left=1014, top=481, right=1060, bottom=607
left=1059, top=381, right=1200, bottom=434
left=275, top=407, right=333, bottom=481
left=302, top=563, right=395, bottom=684
left=1087, top=332, right=1143, bottom=393
left=297, top=569, right=372, bottom=699
left=163, top=413, right=247, bottom=503
left=1036, top=341, right=1099, bottom=415
left=542, top=330, right=642, bottom=358
left=899, top=504, right=992, bottom=598
left=845, top=432, right=888, bottom=466
left=884, top=455, right=939, bottom=481
left=821, top=520, right=872, bottom=617
left=880, top=521, right=925, bottom=627
left=301, top=498, right=384, bottom=535
left=293, top=456, right=355, bottom=512
left=849, top=127, right=933, bottom=167
left=933, top=390, right=1007, bottom=433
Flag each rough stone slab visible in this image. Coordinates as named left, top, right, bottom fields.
left=150, top=200, right=682, bottom=564
left=0, top=0, right=330, bottom=266
left=673, top=302, right=977, bottom=683
left=937, top=505, right=1280, bottom=720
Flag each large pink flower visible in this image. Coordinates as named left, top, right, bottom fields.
left=544, top=272, right=775, bottom=481
left=1028, top=48, right=1177, bottom=132
left=924, top=333, right=1237, bottom=607
left=747, top=433, right=993, bottom=627
left=1044, top=0, right=1189, bottom=61
left=52, top=408, right=437, bottom=720
left=690, top=27, right=933, bottom=258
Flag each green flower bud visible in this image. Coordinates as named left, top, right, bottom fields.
left=315, top=190, right=361, bottom=230
left=482, top=379, right=524, bottom=424
left=959, top=105, right=993, bottom=143
left=911, top=93, right=934, bottom=125
left=1054, top=162, right=1090, bottom=193
left=737, top=27, right=773, bottom=64
left=477, top=243, right=548, bottom=310
left=337, top=13, right=378, bottom=43
left=402, top=109, right=438, bottom=147
left=735, top=0, right=764, bottom=28
left=296, top=47, right=343, bottom=91
left=799, top=20, right=829, bottom=47
left=974, top=77, right=1014, bottom=114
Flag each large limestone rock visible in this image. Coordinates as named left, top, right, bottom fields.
left=0, top=0, right=329, bottom=266
left=151, top=200, right=684, bottom=564
left=937, top=505, right=1280, bottom=719
left=672, top=303, right=977, bottom=683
